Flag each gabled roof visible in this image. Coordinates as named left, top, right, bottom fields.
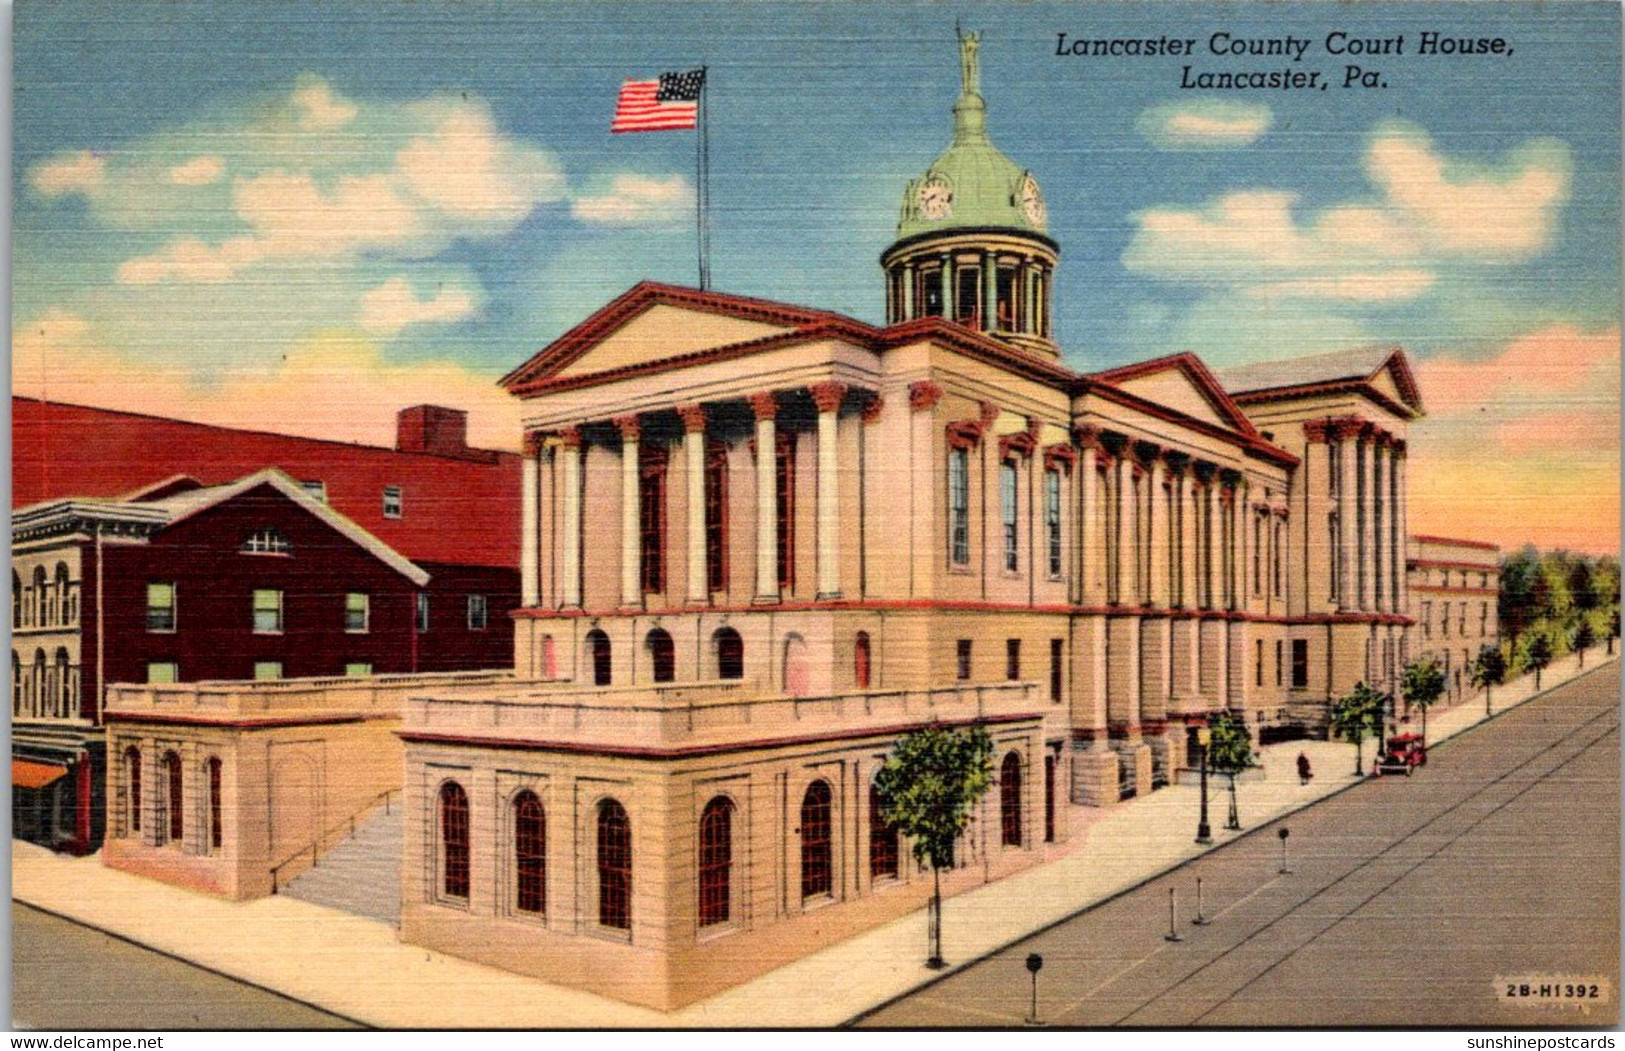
left=15, top=469, right=431, bottom=587
left=1215, top=345, right=1424, bottom=417
left=12, top=397, right=519, bottom=568
left=1085, top=352, right=1263, bottom=438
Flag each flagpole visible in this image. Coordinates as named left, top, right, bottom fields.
left=698, top=64, right=711, bottom=291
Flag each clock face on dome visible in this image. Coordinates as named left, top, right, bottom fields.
left=917, top=175, right=953, bottom=221
left=1019, top=173, right=1046, bottom=226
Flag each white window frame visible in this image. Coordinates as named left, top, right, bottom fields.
left=253, top=661, right=283, bottom=680
left=301, top=480, right=327, bottom=504
left=146, top=661, right=178, bottom=684
left=252, top=589, right=284, bottom=634
left=345, top=592, right=370, bottom=634
left=383, top=486, right=403, bottom=519
left=344, top=662, right=373, bottom=678
left=467, top=594, right=488, bottom=631
left=146, top=582, right=177, bottom=632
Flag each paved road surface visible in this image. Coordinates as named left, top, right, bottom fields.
left=12, top=903, right=361, bottom=1030
left=857, top=663, right=1621, bottom=1028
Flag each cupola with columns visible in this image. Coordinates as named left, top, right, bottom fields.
left=881, top=27, right=1059, bottom=358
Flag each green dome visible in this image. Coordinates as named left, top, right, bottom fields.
left=894, top=36, right=1048, bottom=242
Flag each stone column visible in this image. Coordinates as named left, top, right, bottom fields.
left=1360, top=430, right=1377, bottom=612
left=1141, top=444, right=1166, bottom=607
left=1113, top=449, right=1134, bottom=606
left=1024, top=259, right=1038, bottom=334
left=901, top=265, right=915, bottom=322
left=559, top=428, right=583, bottom=609
left=520, top=433, right=542, bottom=608
left=811, top=382, right=847, bottom=599
left=1336, top=423, right=1359, bottom=612
left=614, top=415, right=642, bottom=608
left=1174, top=460, right=1195, bottom=609
left=1230, top=475, right=1248, bottom=611
left=750, top=392, right=780, bottom=603
left=1074, top=427, right=1101, bottom=605
left=983, top=250, right=997, bottom=330
left=941, top=252, right=955, bottom=319
left=1393, top=441, right=1408, bottom=617
left=679, top=405, right=709, bottom=605
left=1371, top=432, right=1386, bottom=611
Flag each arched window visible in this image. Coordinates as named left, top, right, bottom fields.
left=242, top=528, right=290, bottom=555
left=714, top=627, right=743, bottom=681
left=647, top=629, right=675, bottom=684
left=164, top=750, right=184, bottom=845
left=854, top=632, right=872, bottom=689
left=31, top=649, right=46, bottom=718
left=698, top=796, right=733, bottom=927
left=783, top=633, right=809, bottom=698
left=597, top=799, right=632, bottom=930
left=586, top=629, right=612, bottom=687
left=800, top=780, right=833, bottom=901
left=1000, top=752, right=1022, bottom=847
left=869, top=782, right=898, bottom=881
left=12, top=652, right=21, bottom=717
left=55, top=564, right=71, bottom=625
left=207, top=757, right=223, bottom=852
left=125, top=747, right=142, bottom=834
left=439, top=781, right=470, bottom=899
left=54, top=647, right=71, bottom=718
left=32, top=567, right=47, bottom=626
left=11, top=571, right=20, bottom=629
left=514, top=791, right=545, bottom=915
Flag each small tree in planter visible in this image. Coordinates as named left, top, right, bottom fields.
left=1470, top=644, right=1507, bottom=717
left=873, top=723, right=993, bottom=969
left=1401, top=657, right=1447, bottom=747
left=1205, top=710, right=1256, bottom=831
left=1330, top=683, right=1385, bottom=776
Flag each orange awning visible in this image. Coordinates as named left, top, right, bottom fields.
left=13, top=759, right=68, bottom=790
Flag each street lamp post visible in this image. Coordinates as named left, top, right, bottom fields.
left=1195, top=726, right=1213, bottom=845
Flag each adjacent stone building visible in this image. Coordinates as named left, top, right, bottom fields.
left=1407, top=534, right=1501, bottom=701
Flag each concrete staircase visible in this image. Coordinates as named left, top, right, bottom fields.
left=279, top=806, right=402, bottom=927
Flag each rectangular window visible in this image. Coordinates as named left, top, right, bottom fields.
left=995, top=264, right=1016, bottom=330
left=344, top=592, right=370, bottom=633
left=252, top=589, right=283, bottom=634
left=1256, top=639, right=1264, bottom=687
left=1001, top=461, right=1019, bottom=573
left=1049, top=638, right=1063, bottom=703
left=467, top=594, right=488, bottom=631
left=1480, top=603, right=1489, bottom=635
left=1006, top=638, right=1021, bottom=681
left=383, top=485, right=403, bottom=519
left=948, top=448, right=970, bottom=566
left=146, top=582, right=176, bottom=632
left=1252, top=515, right=1263, bottom=595
left=1272, top=522, right=1283, bottom=598
left=956, top=640, right=972, bottom=681
left=253, top=661, right=283, bottom=680
left=415, top=592, right=429, bottom=634
left=344, top=662, right=372, bottom=677
left=639, top=448, right=667, bottom=594
left=1275, top=639, right=1283, bottom=686
left=301, top=480, right=327, bottom=504
left=1045, top=469, right=1062, bottom=578
left=1422, top=601, right=1432, bottom=638
left=1291, top=639, right=1309, bottom=689
left=920, top=264, right=944, bottom=317
left=146, top=661, right=178, bottom=684
left=1459, top=603, right=1467, bottom=635
left=955, top=264, right=979, bottom=324
left=776, top=435, right=795, bottom=591
left=705, top=442, right=729, bottom=593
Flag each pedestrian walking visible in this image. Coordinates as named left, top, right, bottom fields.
left=1297, top=752, right=1313, bottom=785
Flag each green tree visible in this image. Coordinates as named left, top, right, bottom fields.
left=873, top=723, right=994, bottom=968
left=1498, top=546, right=1541, bottom=638
left=1400, top=658, right=1447, bottom=746
left=1469, top=644, right=1507, bottom=716
left=1609, top=607, right=1620, bottom=656
left=1522, top=630, right=1554, bottom=689
left=1205, top=711, right=1255, bottom=830
left=1330, top=683, right=1385, bottom=776
left=1571, top=619, right=1596, bottom=667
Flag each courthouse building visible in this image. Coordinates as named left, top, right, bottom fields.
left=396, top=37, right=1431, bottom=1009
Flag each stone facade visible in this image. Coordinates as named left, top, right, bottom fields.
left=1408, top=535, right=1501, bottom=702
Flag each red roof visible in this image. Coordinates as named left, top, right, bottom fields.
left=13, top=398, right=519, bottom=569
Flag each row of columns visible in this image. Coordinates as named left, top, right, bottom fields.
left=1307, top=417, right=1407, bottom=615
left=520, top=384, right=862, bottom=612
left=889, top=251, right=1051, bottom=338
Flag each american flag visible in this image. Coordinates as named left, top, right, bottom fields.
left=610, top=69, right=705, bottom=133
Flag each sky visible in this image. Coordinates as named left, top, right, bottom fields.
left=11, top=1, right=1621, bottom=553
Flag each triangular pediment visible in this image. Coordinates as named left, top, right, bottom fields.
left=1092, top=353, right=1258, bottom=436
left=553, top=304, right=794, bottom=380
left=1114, top=369, right=1231, bottom=430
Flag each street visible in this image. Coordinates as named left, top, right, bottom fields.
left=856, top=663, right=1621, bottom=1028
left=12, top=903, right=361, bottom=1030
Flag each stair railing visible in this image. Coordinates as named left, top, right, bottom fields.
left=270, top=786, right=400, bottom=894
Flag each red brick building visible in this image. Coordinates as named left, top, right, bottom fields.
left=11, top=399, right=520, bottom=852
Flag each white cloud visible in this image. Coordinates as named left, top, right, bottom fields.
left=572, top=173, right=695, bottom=227
left=168, top=155, right=225, bottom=186
left=291, top=76, right=358, bottom=130
left=1137, top=100, right=1273, bottom=149
left=115, top=236, right=266, bottom=284
left=231, top=170, right=425, bottom=259
left=398, top=104, right=566, bottom=223
left=30, top=151, right=107, bottom=197
left=358, top=277, right=479, bottom=335
left=1365, top=121, right=1570, bottom=259
left=1244, top=270, right=1437, bottom=303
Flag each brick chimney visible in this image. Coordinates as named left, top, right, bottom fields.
left=397, top=405, right=471, bottom=458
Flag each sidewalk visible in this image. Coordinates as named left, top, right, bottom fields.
left=13, top=651, right=1612, bottom=1029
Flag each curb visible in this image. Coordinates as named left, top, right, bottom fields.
left=842, top=657, right=1617, bottom=1027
